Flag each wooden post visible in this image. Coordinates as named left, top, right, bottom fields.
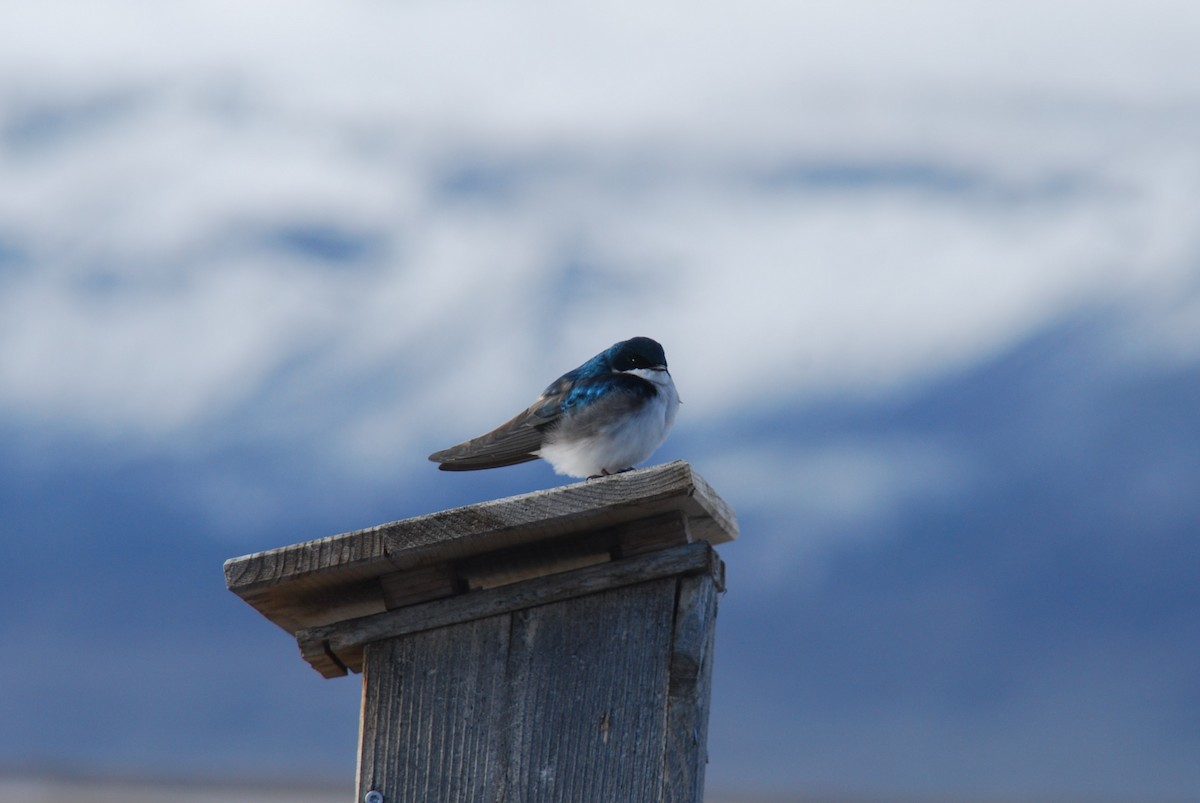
left=225, top=460, right=736, bottom=803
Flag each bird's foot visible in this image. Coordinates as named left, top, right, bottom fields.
left=587, top=466, right=635, bottom=480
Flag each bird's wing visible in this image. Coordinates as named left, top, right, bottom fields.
left=553, top=372, right=657, bottom=435
left=428, top=371, right=657, bottom=472
left=427, top=389, right=566, bottom=471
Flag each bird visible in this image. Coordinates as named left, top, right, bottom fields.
left=429, top=336, right=680, bottom=479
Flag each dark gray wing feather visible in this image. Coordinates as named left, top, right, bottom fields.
left=428, top=395, right=563, bottom=471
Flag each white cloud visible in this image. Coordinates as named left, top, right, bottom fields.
left=1, top=0, right=1199, bottom=455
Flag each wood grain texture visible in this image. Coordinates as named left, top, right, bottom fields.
left=616, top=510, right=693, bottom=557
left=663, top=574, right=720, bottom=803
left=380, top=563, right=460, bottom=609
left=455, top=527, right=618, bottom=592
left=502, top=579, right=676, bottom=803
left=298, top=542, right=719, bottom=677
left=358, top=615, right=511, bottom=803
left=376, top=461, right=735, bottom=568
left=225, top=461, right=736, bottom=637
left=223, top=529, right=397, bottom=634
left=357, top=579, right=692, bottom=803
left=226, top=462, right=731, bottom=800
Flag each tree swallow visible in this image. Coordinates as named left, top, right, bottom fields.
left=429, top=336, right=680, bottom=479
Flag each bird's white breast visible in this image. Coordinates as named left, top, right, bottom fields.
left=538, top=369, right=680, bottom=478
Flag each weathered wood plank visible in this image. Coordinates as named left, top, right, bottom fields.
left=663, top=573, right=720, bottom=803
left=357, top=615, right=511, bottom=803
left=223, top=530, right=397, bottom=633
left=376, top=461, right=734, bottom=569
left=297, top=637, right=349, bottom=679
left=380, top=562, right=459, bottom=609
left=224, top=461, right=736, bottom=636
left=502, top=579, right=677, bottom=803
left=223, top=527, right=393, bottom=594
left=297, top=542, right=719, bottom=676
left=617, top=509, right=693, bottom=557
left=357, top=580, right=687, bottom=803
left=226, top=458, right=731, bottom=801
left=454, top=527, right=617, bottom=592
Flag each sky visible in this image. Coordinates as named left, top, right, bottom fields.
left=2, top=1, right=1199, bottom=800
